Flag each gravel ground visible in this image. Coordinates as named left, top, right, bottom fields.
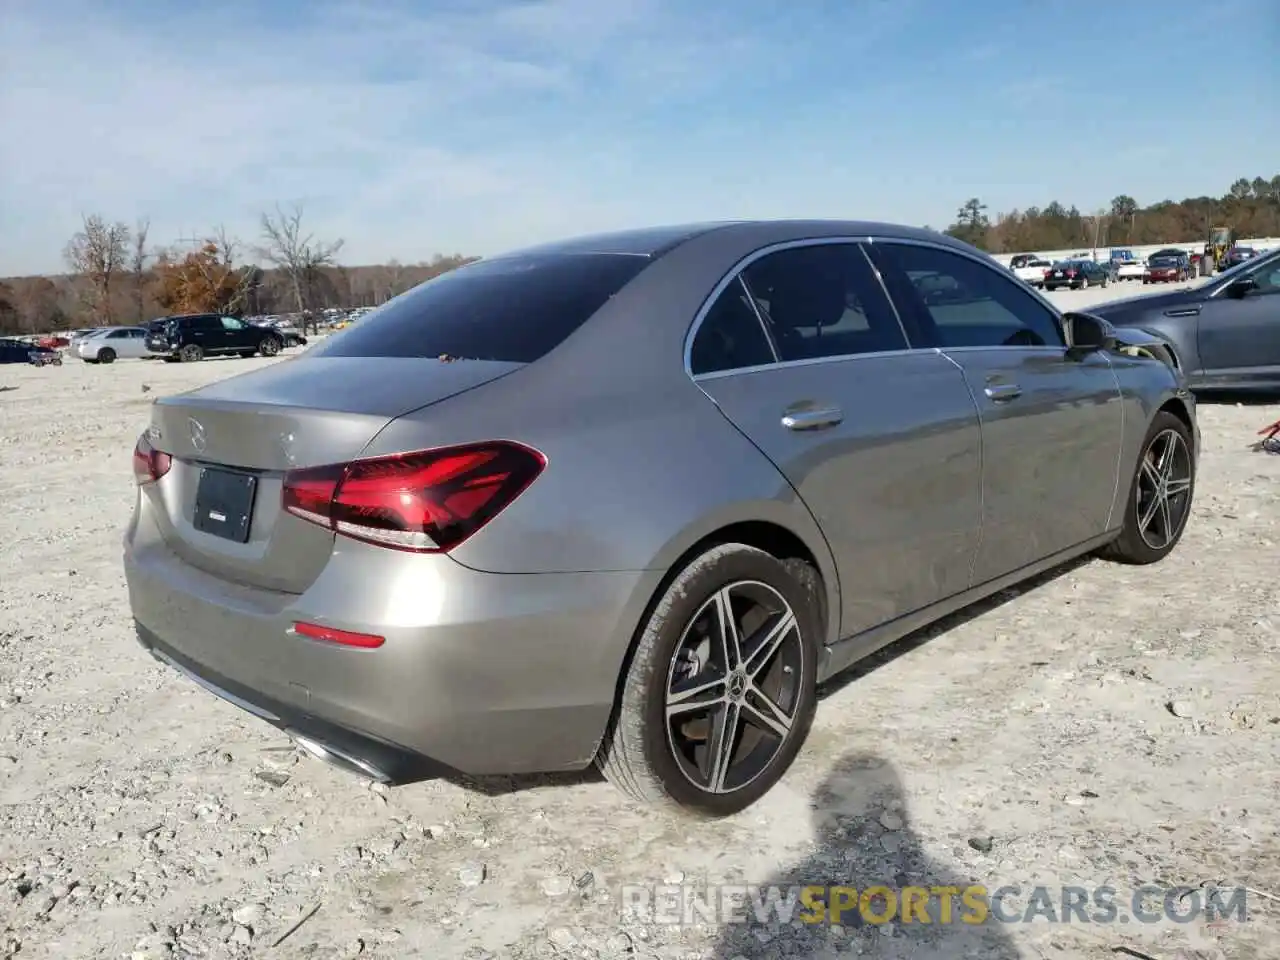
left=2, top=284, right=1278, bottom=960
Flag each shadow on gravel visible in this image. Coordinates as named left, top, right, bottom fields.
left=707, top=751, right=1020, bottom=959
left=819, top=554, right=1092, bottom=701
left=447, top=767, right=605, bottom=797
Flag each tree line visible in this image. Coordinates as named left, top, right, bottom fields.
left=6, top=174, right=1278, bottom=336
left=0, top=203, right=476, bottom=336
left=941, top=175, right=1280, bottom=254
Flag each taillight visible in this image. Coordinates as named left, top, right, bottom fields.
left=281, top=440, right=546, bottom=553
left=133, top=432, right=172, bottom=485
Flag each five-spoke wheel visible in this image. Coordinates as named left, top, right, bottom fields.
left=598, top=543, right=820, bottom=817
left=1101, top=411, right=1196, bottom=564
left=665, top=581, right=805, bottom=796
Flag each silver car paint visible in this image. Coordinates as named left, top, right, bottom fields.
left=124, top=219, right=1195, bottom=778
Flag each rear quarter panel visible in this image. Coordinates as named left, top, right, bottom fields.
left=361, top=368, right=835, bottom=577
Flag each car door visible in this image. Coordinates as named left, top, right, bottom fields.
left=219, top=316, right=252, bottom=350
left=121, top=328, right=148, bottom=358
left=183, top=316, right=218, bottom=352
left=868, top=239, right=1124, bottom=586
left=688, top=240, right=983, bottom=637
left=1196, top=257, right=1280, bottom=382
left=104, top=328, right=131, bottom=354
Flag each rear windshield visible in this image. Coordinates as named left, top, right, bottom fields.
left=313, top=253, right=650, bottom=363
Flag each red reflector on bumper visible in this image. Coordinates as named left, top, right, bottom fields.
left=292, top=621, right=385, bottom=649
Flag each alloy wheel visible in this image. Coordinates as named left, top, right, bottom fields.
left=1135, top=429, right=1193, bottom=550
left=664, top=581, right=805, bottom=795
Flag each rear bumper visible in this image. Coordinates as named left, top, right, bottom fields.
left=123, top=498, right=660, bottom=779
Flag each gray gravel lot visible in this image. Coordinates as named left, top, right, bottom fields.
left=2, top=283, right=1277, bottom=959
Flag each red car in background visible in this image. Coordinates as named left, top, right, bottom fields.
left=1143, top=249, right=1192, bottom=284
left=37, top=335, right=70, bottom=349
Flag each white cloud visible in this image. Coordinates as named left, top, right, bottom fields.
left=0, top=0, right=749, bottom=274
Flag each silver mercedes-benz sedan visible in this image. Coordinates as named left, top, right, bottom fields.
left=124, top=220, right=1199, bottom=817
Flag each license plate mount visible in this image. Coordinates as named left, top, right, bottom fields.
left=193, top=467, right=258, bottom=543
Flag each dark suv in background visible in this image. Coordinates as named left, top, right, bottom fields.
left=147, top=314, right=286, bottom=362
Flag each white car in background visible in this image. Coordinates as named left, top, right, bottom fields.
left=1009, top=254, right=1052, bottom=288
left=74, top=326, right=152, bottom=364
left=1115, top=258, right=1146, bottom=281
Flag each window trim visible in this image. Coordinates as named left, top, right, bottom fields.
left=683, top=236, right=918, bottom=381
left=866, top=235, right=1069, bottom=351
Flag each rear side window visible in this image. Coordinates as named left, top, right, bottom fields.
left=689, top=277, right=776, bottom=374
left=315, top=253, right=650, bottom=363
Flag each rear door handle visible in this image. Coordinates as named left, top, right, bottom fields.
left=984, top=383, right=1022, bottom=402
left=782, top=405, right=844, bottom=431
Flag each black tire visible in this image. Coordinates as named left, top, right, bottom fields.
left=179, top=343, right=203, bottom=363
left=259, top=337, right=281, bottom=357
left=596, top=543, right=821, bottom=817
left=1099, top=411, right=1195, bottom=565
left=98, top=348, right=116, bottom=364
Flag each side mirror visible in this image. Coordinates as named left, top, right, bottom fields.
left=1063, top=312, right=1117, bottom=359
left=1224, top=277, right=1258, bottom=299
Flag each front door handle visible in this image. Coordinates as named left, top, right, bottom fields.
left=984, top=383, right=1022, bottom=402
left=782, top=405, right=844, bottom=431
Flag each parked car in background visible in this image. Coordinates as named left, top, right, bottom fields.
left=76, top=326, right=152, bottom=363
left=0, top=338, right=61, bottom=365
left=1044, top=259, right=1111, bottom=290
left=1144, top=253, right=1191, bottom=284
left=260, top=318, right=309, bottom=348
left=37, top=334, right=70, bottom=349
left=1115, top=256, right=1146, bottom=281
left=146, top=314, right=285, bottom=362
left=125, top=219, right=1197, bottom=816
left=1092, top=244, right=1280, bottom=391
left=1011, top=256, right=1052, bottom=288
left=1223, top=246, right=1258, bottom=269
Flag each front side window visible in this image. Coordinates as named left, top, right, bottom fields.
left=740, top=243, right=908, bottom=362
left=875, top=243, right=1065, bottom=349
left=220, top=317, right=246, bottom=331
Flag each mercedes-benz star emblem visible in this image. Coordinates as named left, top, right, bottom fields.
left=188, top=418, right=207, bottom=453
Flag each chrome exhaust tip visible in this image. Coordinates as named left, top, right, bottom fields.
left=288, top=731, right=392, bottom=784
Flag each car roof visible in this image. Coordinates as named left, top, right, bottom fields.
left=492, top=219, right=964, bottom=261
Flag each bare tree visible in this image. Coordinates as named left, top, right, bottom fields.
left=257, top=203, right=344, bottom=334
left=63, top=214, right=131, bottom=324
left=131, top=217, right=151, bottom=322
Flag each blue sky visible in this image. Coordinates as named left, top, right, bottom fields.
left=1, top=0, right=1276, bottom=275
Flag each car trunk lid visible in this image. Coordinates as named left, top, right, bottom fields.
left=144, top=356, right=523, bottom=593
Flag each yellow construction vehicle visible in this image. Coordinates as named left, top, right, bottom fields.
left=1203, top=226, right=1232, bottom=273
